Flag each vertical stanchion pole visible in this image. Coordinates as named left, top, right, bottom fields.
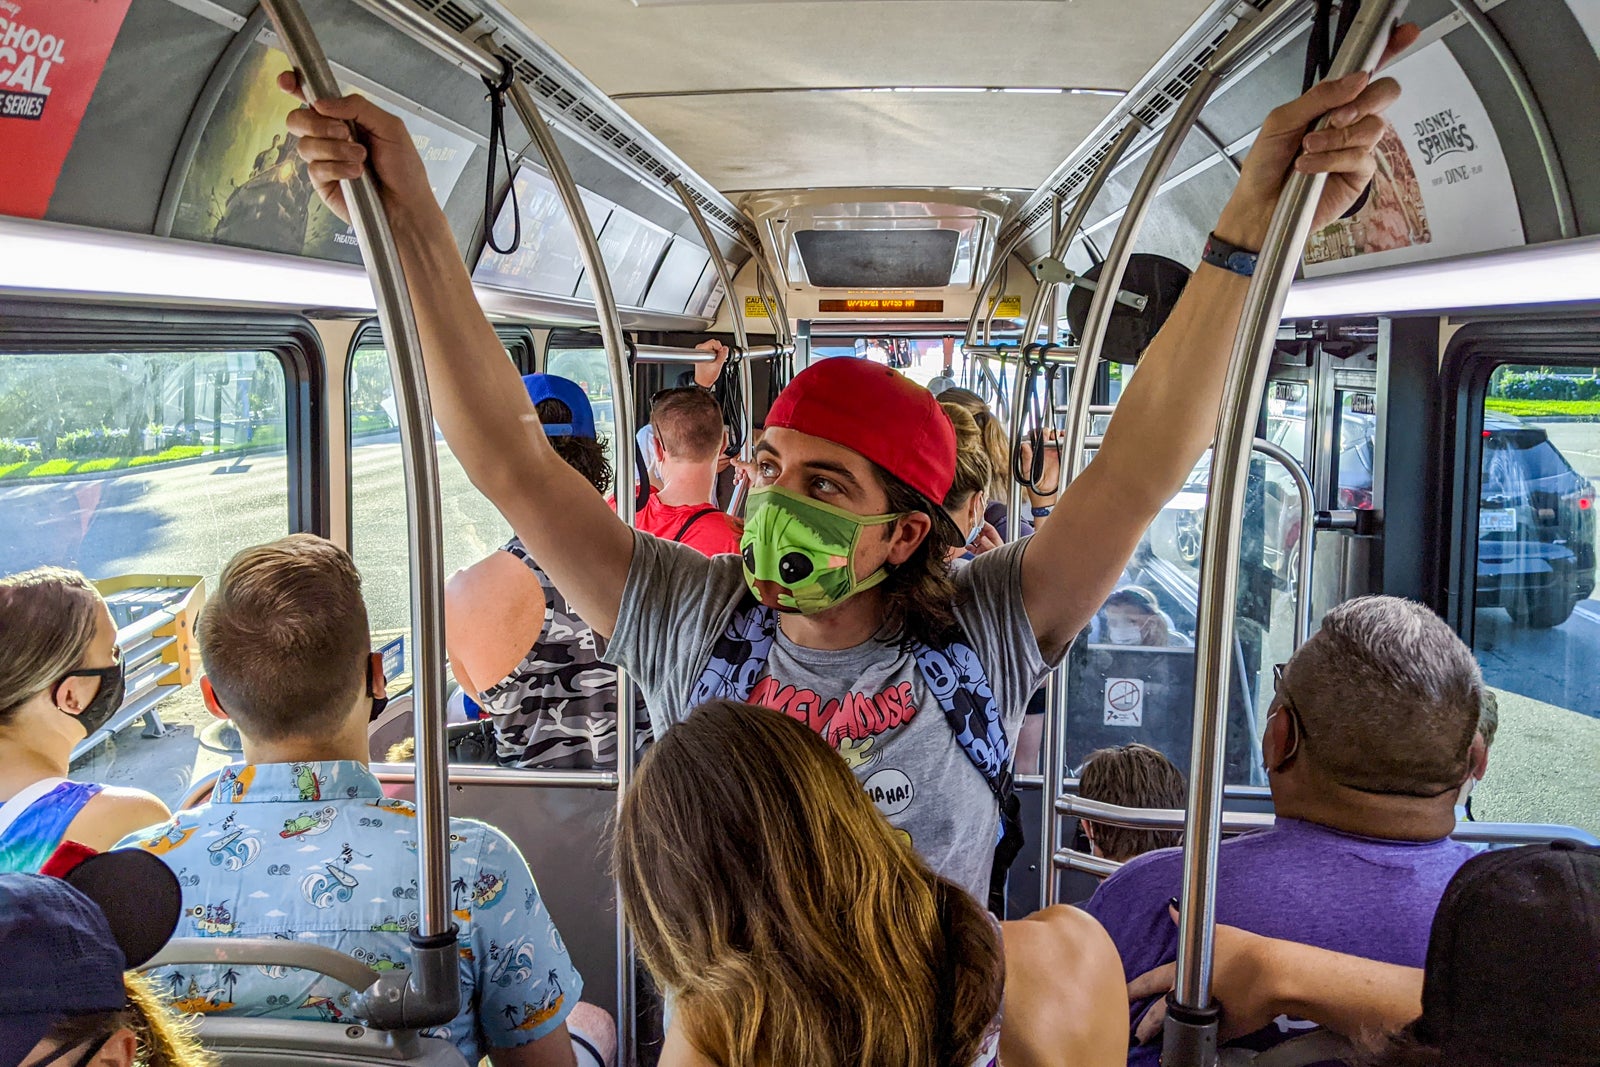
left=676, top=179, right=755, bottom=510
left=502, top=76, right=639, bottom=1064
left=1166, top=7, right=1403, bottom=1064
left=1027, top=118, right=1140, bottom=908
left=261, top=0, right=458, bottom=1028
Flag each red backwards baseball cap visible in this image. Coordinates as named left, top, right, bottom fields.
left=766, top=358, right=957, bottom=506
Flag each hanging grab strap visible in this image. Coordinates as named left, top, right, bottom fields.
left=1306, top=0, right=1372, bottom=218
left=718, top=346, right=747, bottom=458
left=1010, top=347, right=1066, bottom=493
left=482, top=57, right=522, bottom=255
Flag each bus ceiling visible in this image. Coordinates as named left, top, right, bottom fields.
left=4, top=0, right=1600, bottom=317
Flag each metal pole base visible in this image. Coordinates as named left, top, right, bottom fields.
left=1161, top=994, right=1220, bottom=1067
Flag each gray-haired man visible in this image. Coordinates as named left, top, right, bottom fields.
left=1085, top=595, right=1484, bottom=1065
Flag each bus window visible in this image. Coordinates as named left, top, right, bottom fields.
left=1331, top=389, right=1379, bottom=510
left=545, top=346, right=617, bottom=475
left=0, top=348, right=292, bottom=805
left=1470, top=364, right=1599, bottom=836
left=1264, top=380, right=1311, bottom=466
left=348, top=345, right=511, bottom=696
left=1081, top=445, right=1304, bottom=787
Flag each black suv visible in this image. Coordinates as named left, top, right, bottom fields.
left=1477, top=414, right=1596, bottom=628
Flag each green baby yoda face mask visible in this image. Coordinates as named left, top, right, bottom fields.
left=739, top=484, right=905, bottom=614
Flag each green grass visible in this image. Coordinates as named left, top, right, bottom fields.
left=1486, top=398, right=1600, bottom=418
left=0, top=442, right=275, bottom=482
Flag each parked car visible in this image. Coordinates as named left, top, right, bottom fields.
left=1147, top=411, right=1596, bottom=629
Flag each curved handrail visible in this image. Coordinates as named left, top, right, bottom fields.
left=144, top=939, right=380, bottom=994
left=1055, top=794, right=1599, bottom=849
left=1176, top=4, right=1406, bottom=1052
left=503, top=74, right=640, bottom=1061
left=1251, top=438, right=1316, bottom=647
left=259, top=0, right=456, bottom=1031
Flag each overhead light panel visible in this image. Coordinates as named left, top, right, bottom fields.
left=1283, top=236, right=1600, bottom=318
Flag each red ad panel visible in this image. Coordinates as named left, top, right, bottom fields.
left=0, top=0, right=134, bottom=218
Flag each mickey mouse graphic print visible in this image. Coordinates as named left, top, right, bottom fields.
left=117, top=761, right=580, bottom=1063
left=607, top=532, right=1056, bottom=903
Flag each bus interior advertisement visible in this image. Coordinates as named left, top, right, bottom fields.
left=169, top=44, right=473, bottom=264
left=473, top=167, right=608, bottom=297
left=0, top=0, right=134, bottom=218
left=1303, top=40, right=1523, bottom=277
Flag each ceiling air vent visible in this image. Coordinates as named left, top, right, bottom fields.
left=403, top=0, right=756, bottom=245
left=1007, top=0, right=1281, bottom=241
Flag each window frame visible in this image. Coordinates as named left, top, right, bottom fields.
left=342, top=319, right=537, bottom=549
left=1438, top=316, right=1600, bottom=644
left=0, top=298, right=328, bottom=535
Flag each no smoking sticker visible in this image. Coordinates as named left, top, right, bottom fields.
left=1103, top=677, right=1144, bottom=727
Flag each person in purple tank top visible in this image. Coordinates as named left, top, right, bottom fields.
left=1084, top=596, right=1485, bottom=1065
left=0, top=568, right=170, bottom=874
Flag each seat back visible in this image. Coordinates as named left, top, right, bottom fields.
left=1219, top=1030, right=1355, bottom=1067
left=187, top=1017, right=468, bottom=1067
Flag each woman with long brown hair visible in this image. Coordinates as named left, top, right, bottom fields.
left=615, top=700, right=1128, bottom=1067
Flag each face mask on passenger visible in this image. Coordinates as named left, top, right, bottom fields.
left=54, top=654, right=126, bottom=739
left=1106, top=621, right=1144, bottom=645
left=964, top=507, right=985, bottom=547
left=739, top=485, right=904, bottom=614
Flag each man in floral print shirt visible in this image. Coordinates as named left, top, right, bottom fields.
left=120, top=535, right=582, bottom=1066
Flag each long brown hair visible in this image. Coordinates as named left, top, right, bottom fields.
left=40, top=972, right=213, bottom=1067
left=940, top=401, right=993, bottom=513
left=872, top=464, right=963, bottom=651
left=937, top=388, right=1009, bottom=500
left=615, top=700, right=1003, bottom=1067
left=0, top=566, right=104, bottom=724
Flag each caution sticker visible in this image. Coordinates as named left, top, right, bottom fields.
left=744, top=295, right=774, bottom=318
left=1103, top=677, right=1145, bottom=727
left=994, top=295, right=1023, bottom=318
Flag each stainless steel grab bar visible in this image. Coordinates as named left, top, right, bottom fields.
left=260, top=0, right=457, bottom=1030
left=1174, top=4, right=1405, bottom=1055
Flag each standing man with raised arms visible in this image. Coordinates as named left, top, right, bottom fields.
left=277, top=23, right=1415, bottom=906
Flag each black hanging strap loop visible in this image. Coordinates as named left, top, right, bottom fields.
left=1011, top=348, right=1063, bottom=493
left=482, top=56, right=522, bottom=255
left=1303, top=0, right=1373, bottom=219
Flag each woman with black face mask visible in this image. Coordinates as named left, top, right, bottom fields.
left=0, top=568, right=170, bottom=873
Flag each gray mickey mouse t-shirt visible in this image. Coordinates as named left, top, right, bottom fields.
left=604, top=530, right=1056, bottom=901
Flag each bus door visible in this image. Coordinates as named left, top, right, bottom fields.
left=1442, top=324, right=1600, bottom=842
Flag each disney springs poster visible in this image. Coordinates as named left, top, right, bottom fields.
left=1304, top=41, right=1525, bottom=277
left=0, top=0, right=135, bottom=218
left=172, top=44, right=475, bottom=263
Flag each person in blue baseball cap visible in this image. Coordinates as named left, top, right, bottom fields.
left=444, top=373, right=645, bottom=770
left=1, top=848, right=203, bottom=1067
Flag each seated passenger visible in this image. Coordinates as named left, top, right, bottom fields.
left=615, top=700, right=1130, bottom=1067
left=1357, top=839, right=1600, bottom=1067
left=121, top=535, right=582, bottom=1067
left=634, top=386, right=742, bottom=556
left=1085, top=596, right=1483, bottom=1065
left=1, top=848, right=207, bottom=1067
left=938, top=401, right=1014, bottom=563
left=1100, top=586, right=1192, bottom=648
left=0, top=568, right=169, bottom=873
left=1076, top=743, right=1187, bottom=863
left=446, top=373, right=647, bottom=769
left=1125, top=841, right=1600, bottom=1061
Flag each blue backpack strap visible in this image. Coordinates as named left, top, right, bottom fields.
left=912, top=638, right=1013, bottom=803
left=688, top=595, right=779, bottom=707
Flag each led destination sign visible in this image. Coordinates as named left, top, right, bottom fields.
left=817, top=298, right=945, bottom=313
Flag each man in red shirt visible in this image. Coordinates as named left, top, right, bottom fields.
left=634, top=386, right=742, bottom=557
